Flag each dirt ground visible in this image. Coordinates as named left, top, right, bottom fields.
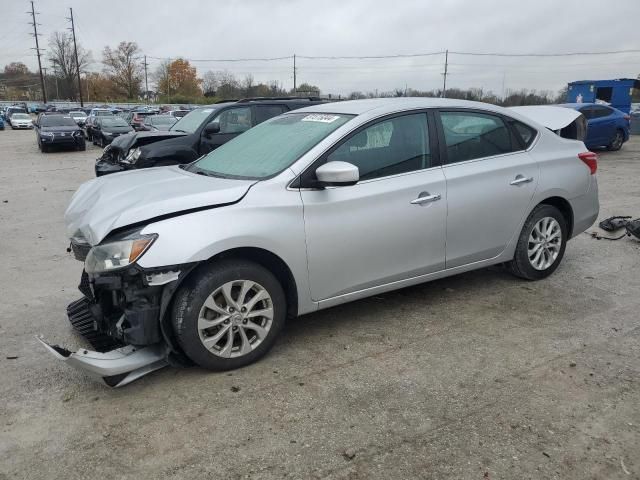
left=0, top=128, right=638, bottom=480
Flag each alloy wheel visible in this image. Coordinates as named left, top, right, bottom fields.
left=197, top=280, right=274, bottom=358
left=527, top=217, right=562, bottom=270
left=611, top=131, right=623, bottom=150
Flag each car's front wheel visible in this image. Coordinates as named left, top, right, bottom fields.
left=172, top=259, right=286, bottom=370
left=508, top=204, right=567, bottom=280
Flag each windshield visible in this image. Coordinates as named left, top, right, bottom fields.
left=191, top=112, right=353, bottom=179
left=41, top=116, right=78, bottom=127
left=12, top=113, right=30, bottom=119
left=150, top=115, right=176, bottom=125
left=101, top=117, right=129, bottom=127
left=95, top=110, right=112, bottom=116
left=170, top=107, right=219, bottom=133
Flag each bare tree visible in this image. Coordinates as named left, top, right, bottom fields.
left=102, top=41, right=143, bottom=99
left=202, top=70, right=219, bottom=96
left=47, top=32, right=91, bottom=100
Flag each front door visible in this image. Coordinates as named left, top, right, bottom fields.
left=437, top=110, right=539, bottom=268
left=300, top=112, right=447, bottom=301
left=200, top=106, right=252, bottom=155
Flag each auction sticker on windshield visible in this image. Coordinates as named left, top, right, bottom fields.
left=301, top=114, right=341, bottom=123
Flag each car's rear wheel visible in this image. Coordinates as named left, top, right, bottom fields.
left=172, top=259, right=286, bottom=370
left=508, top=204, right=567, bottom=280
left=607, top=129, right=624, bottom=151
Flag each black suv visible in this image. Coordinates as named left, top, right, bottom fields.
left=35, top=114, right=86, bottom=153
left=95, top=97, right=327, bottom=176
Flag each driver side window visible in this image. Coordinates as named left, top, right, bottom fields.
left=326, top=113, right=430, bottom=181
left=215, top=107, right=252, bottom=134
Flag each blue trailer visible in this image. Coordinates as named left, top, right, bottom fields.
left=567, top=78, right=640, bottom=114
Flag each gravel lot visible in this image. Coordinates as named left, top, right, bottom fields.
left=1, top=128, right=639, bottom=479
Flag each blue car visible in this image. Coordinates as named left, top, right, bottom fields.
left=560, top=103, right=630, bottom=151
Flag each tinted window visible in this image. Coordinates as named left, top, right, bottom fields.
left=579, top=107, right=594, bottom=119
left=327, top=113, right=430, bottom=181
left=440, top=111, right=513, bottom=163
left=215, top=107, right=252, bottom=134
left=591, top=106, right=612, bottom=119
left=511, top=120, right=537, bottom=148
left=254, top=105, right=287, bottom=125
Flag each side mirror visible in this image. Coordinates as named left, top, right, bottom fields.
left=315, top=161, right=359, bottom=187
left=204, top=122, right=220, bottom=136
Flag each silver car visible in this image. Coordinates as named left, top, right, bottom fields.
left=42, top=98, right=599, bottom=386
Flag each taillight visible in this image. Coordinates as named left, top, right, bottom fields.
left=578, top=151, right=598, bottom=175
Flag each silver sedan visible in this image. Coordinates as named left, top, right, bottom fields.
left=49, top=97, right=599, bottom=385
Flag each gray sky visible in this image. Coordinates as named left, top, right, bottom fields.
left=3, top=0, right=639, bottom=96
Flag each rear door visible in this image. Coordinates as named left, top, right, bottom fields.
left=437, top=110, right=539, bottom=268
left=589, top=106, right=616, bottom=146
left=199, top=106, right=252, bottom=154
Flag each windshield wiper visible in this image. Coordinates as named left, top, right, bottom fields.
left=172, top=129, right=187, bottom=133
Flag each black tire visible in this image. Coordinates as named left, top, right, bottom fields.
left=172, top=259, right=286, bottom=370
left=607, top=129, right=624, bottom=151
left=508, top=204, right=568, bottom=281
left=41, top=144, right=49, bottom=153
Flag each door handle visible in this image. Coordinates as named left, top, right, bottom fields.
left=510, top=175, right=533, bottom=186
left=410, top=192, right=441, bottom=205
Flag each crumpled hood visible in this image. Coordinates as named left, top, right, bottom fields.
left=65, top=166, right=255, bottom=245
left=110, top=130, right=188, bottom=152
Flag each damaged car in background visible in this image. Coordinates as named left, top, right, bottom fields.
left=39, top=98, right=599, bottom=387
left=94, top=97, right=326, bottom=177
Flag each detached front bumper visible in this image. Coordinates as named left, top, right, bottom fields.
left=95, top=158, right=126, bottom=176
left=37, top=338, right=168, bottom=387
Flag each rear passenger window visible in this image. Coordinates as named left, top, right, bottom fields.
left=253, top=105, right=287, bottom=125
left=326, top=113, right=430, bottom=181
left=440, top=111, right=514, bottom=163
left=591, top=106, right=612, bottom=119
left=511, top=120, right=537, bottom=148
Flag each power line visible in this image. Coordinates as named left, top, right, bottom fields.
left=145, top=55, right=292, bottom=63
left=450, top=49, right=640, bottom=57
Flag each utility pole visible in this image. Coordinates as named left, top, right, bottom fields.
left=441, top=49, right=448, bottom=98
left=293, top=54, right=297, bottom=93
left=28, top=1, right=47, bottom=103
left=67, top=8, right=84, bottom=107
left=143, top=55, right=149, bottom=102
left=42, top=67, right=48, bottom=101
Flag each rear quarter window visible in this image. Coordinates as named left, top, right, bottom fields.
left=511, top=120, right=537, bottom=148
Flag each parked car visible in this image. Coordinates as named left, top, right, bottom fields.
left=559, top=103, right=630, bottom=151
left=35, top=114, right=85, bottom=152
left=44, top=98, right=599, bottom=386
left=0, top=116, right=4, bottom=130
left=5, top=106, right=27, bottom=124
left=91, top=116, right=134, bottom=147
left=121, top=111, right=154, bottom=131
left=8, top=113, right=33, bottom=129
left=84, top=109, right=114, bottom=141
left=69, top=111, right=88, bottom=127
left=140, top=115, right=177, bottom=131
left=95, top=97, right=327, bottom=176
left=166, top=109, right=190, bottom=119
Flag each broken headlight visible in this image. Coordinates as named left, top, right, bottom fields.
left=122, top=147, right=142, bottom=164
left=85, top=233, right=157, bottom=274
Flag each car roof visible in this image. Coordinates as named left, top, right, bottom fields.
left=290, top=97, right=514, bottom=116
left=558, top=103, right=599, bottom=109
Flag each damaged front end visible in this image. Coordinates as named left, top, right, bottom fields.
left=40, top=235, right=194, bottom=387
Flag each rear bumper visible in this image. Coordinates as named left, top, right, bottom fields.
left=570, top=176, right=600, bottom=238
